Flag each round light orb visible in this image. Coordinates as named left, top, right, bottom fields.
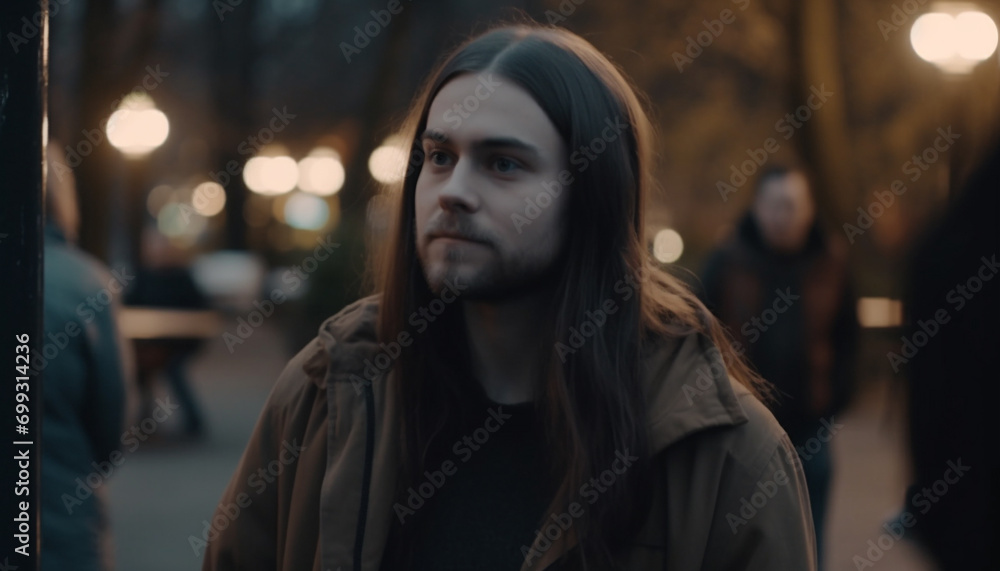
left=653, top=229, right=684, bottom=263
left=298, top=147, right=345, bottom=196
left=956, top=11, right=998, bottom=61
left=106, top=94, right=170, bottom=157
left=911, top=10, right=998, bottom=73
left=243, top=156, right=298, bottom=195
left=192, top=181, right=227, bottom=216
left=911, top=13, right=958, bottom=62
left=284, top=192, right=330, bottom=230
left=368, top=136, right=409, bottom=184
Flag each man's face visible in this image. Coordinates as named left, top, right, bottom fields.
left=414, top=73, right=570, bottom=300
left=752, top=171, right=816, bottom=253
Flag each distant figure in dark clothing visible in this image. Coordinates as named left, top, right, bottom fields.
left=41, top=143, right=130, bottom=571
left=903, top=140, right=999, bottom=570
left=700, top=165, right=859, bottom=564
left=124, top=228, right=209, bottom=438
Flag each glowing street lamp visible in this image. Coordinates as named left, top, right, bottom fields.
left=910, top=5, right=998, bottom=73
left=106, top=92, right=170, bottom=269
left=908, top=3, right=997, bottom=197
left=106, top=93, right=170, bottom=156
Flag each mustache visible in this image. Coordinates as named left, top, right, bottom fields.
left=424, top=218, right=493, bottom=244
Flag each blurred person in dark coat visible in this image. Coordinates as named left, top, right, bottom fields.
left=700, top=164, right=859, bottom=565
left=40, top=142, right=131, bottom=571
left=903, top=139, right=999, bottom=570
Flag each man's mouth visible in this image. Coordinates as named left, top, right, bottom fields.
left=430, top=232, right=486, bottom=245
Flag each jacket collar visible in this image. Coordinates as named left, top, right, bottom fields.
left=640, top=331, right=749, bottom=454
left=518, top=332, right=750, bottom=570
left=316, top=295, right=749, bottom=444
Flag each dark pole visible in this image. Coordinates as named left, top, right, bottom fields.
left=211, top=0, right=258, bottom=251
left=0, top=0, right=46, bottom=568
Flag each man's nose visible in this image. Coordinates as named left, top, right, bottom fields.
left=437, top=159, right=480, bottom=213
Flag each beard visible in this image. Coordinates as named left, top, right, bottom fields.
left=419, top=240, right=566, bottom=302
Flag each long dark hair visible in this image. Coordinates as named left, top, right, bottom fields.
left=370, top=22, right=770, bottom=568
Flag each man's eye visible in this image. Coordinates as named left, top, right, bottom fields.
left=492, top=157, right=519, bottom=173
left=428, top=150, right=451, bottom=166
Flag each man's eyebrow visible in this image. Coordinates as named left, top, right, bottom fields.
left=420, top=129, right=448, bottom=144
left=473, top=137, right=541, bottom=157
left=419, top=129, right=542, bottom=158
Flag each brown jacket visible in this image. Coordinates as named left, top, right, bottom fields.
left=201, top=295, right=817, bottom=570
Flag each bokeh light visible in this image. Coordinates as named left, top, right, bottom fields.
left=957, top=11, right=999, bottom=60
left=146, top=184, right=174, bottom=217
left=911, top=13, right=957, bottom=62
left=244, top=155, right=298, bottom=195
left=653, top=228, right=684, bottom=263
left=192, top=181, right=227, bottom=216
left=298, top=147, right=345, bottom=196
left=911, top=10, right=998, bottom=73
left=283, top=192, right=330, bottom=230
left=368, top=135, right=408, bottom=184
left=106, top=92, right=170, bottom=156
left=157, top=202, right=207, bottom=238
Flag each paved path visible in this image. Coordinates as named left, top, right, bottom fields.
left=109, top=320, right=287, bottom=571
left=108, top=323, right=937, bottom=570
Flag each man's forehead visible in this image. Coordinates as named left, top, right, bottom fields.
left=422, top=74, right=565, bottom=158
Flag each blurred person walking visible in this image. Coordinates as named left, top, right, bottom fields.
left=124, top=227, right=209, bottom=439
left=40, top=142, right=131, bottom=571
left=700, top=164, right=859, bottom=566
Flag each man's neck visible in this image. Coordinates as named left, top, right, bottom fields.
left=461, top=289, right=553, bottom=405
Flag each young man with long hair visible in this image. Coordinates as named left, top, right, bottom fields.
left=203, top=23, right=817, bottom=571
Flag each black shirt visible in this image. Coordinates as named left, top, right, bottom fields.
left=384, top=390, right=554, bottom=570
